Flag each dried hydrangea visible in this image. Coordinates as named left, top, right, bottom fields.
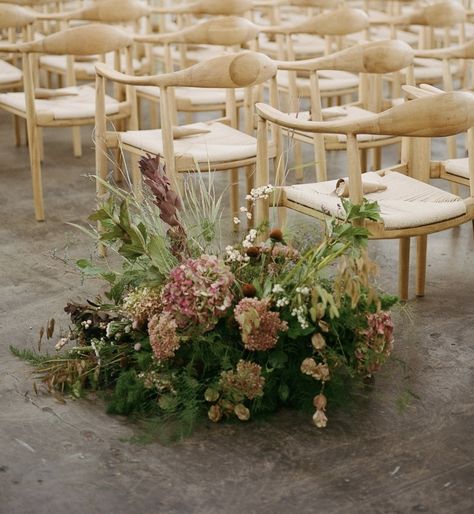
left=161, top=255, right=234, bottom=332
left=219, top=360, right=265, bottom=401
left=148, top=312, right=180, bottom=361
left=300, top=357, right=330, bottom=382
left=355, top=311, right=394, bottom=376
left=234, top=298, right=288, bottom=351
left=122, top=287, right=162, bottom=328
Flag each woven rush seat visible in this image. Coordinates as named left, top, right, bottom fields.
left=283, top=171, right=467, bottom=230
left=119, top=121, right=258, bottom=164
left=0, top=59, right=22, bottom=85
left=0, top=85, right=119, bottom=120
left=136, top=85, right=245, bottom=106
left=442, top=157, right=469, bottom=179
left=39, top=53, right=143, bottom=78
left=259, top=34, right=326, bottom=60
left=277, top=69, right=359, bottom=94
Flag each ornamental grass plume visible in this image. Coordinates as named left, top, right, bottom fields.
left=161, top=255, right=234, bottom=332
left=148, top=311, right=180, bottom=361
left=138, top=154, right=181, bottom=228
left=234, top=298, right=288, bottom=351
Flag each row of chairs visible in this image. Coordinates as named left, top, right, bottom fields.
left=1, top=0, right=474, bottom=302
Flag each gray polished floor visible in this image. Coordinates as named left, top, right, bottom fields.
left=0, top=110, right=473, bottom=514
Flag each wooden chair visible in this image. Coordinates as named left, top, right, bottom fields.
left=276, top=39, right=415, bottom=181
left=148, top=0, right=254, bottom=72
left=134, top=15, right=260, bottom=128
left=0, top=24, right=133, bottom=220
left=95, top=50, right=278, bottom=226
left=0, top=3, right=36, bottom=146
left=253, top=0, right=345, bottom=60
left=254, top=91, right=474, bottom=300
left=370, top=0, right=467, bottom=86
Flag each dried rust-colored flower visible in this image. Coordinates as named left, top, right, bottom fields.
left=269, top=228, right=283, bottom=242
left=148, top=312, right=180, bottom=361
left=242, top=284, right=257, bottom=298
left=246, top=246, right=260, bottom=258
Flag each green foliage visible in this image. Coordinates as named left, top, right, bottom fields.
left=14, top=167, right=398, bottom=441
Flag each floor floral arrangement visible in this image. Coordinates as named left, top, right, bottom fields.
left=13, top=156, right=396, bottom=441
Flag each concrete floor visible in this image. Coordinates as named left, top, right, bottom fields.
left=0, top=110, right=473, bottom=514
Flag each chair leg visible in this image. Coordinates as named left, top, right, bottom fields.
left=399, top=237, right=410, bottom=301
left=416, top=235, right=428, bottom=297
left=38, top=128, right=44, bottom=162
left=72, top=126, right=82, bottom=158
left=231, top=169, right=239, bottom=232
left=372, top=146, right=382, bottom=171
left=13, top=115, right=21, bottom=147
left=360, top=148, right=367, bottom=173
left=294, top=140, right=304, bottom=183
left=27, top=125, right=45, bottom=221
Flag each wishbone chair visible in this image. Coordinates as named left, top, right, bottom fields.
left=95, top=51, right=279, bottom=229
left=134, top=15, right=260, bottom=129
left=254, top=91, right=474, bottom=300
left=0, top=24, right=134, bottom=220
left=275, top=39, right=416, bottom=182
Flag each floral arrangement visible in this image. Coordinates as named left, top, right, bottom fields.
left=13, top=155, right=396, bottom=441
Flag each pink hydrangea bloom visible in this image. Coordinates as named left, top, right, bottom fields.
left=234, top=298, right=288, bottom=351
left=148, top=312, right=180, bottom=361
left=356, top=311, right=394, bottom=375
left=161, top=255, right=234, bottom=332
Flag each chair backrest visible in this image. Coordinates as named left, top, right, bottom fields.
left=37, top=0, right=150, bottom=23
left=261, top=6, right=369, bottom=59
left=263, top=6, right=369, bottom=36
left=136, top=16, right=260, bottom=47
left=152, top=0, right=253, bottom=16
left=145, top=50, right=277, bottom=89
left=388, top=1, right=466, bottom=28
left=278, top=39, right=414, bottom=75
left=8, top=24, right=134, bottom=55
left=0, top=3, right=36, bottom=30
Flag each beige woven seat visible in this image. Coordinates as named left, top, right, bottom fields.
left=277, top=69, right=360, bottom=95
left=135, top=85, right=245, bottom=108
left=284, top=171, right=467, bottom=230
left=0, top=85, right=119, bottom=120
left=442, top=157, right=469, bottom=180
left=259, top=33, right=326, bottom=60
left=39, top=53, right=143, bottom=80
left=119, top=121, right=258, bottom=165
left=0, top=60, right=22, bottom=85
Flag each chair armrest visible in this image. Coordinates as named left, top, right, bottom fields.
left=95, top=63, right=159, bottom=86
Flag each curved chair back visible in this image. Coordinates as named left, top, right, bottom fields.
left=136, top=15, right=260, bottom=47
left=7, top=24, right=134, bottom=55
left=152, top=0, right=253, bottom=16
left=0, top=3, right=36, bottom=29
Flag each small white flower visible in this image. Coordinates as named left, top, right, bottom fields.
left=272, top=284, right=284, bottom=294
left=233, top=217, right=241, bottom=225
left=240, top=206, right=248, bottom=213
left=246, top=212, right=252, bottom=220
